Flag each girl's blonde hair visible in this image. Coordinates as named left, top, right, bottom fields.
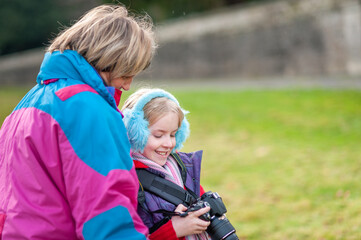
left=47, top=4, right=157, bottom=78
left=122, top=88, right=190, bottom=152
left=122, top=88, right=184, bottom=127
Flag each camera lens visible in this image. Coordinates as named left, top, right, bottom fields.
left=206, top=217, right=239, bottom=240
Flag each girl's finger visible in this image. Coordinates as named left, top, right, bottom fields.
left=175, top=204, right=187, bottom=212
left=193, top=206, right=211, bottom=218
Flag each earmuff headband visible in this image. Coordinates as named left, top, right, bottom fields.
left=122, top=89, right=190, bottom=153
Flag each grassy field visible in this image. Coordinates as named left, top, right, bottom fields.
left=1, top=87, right=361, bottom=239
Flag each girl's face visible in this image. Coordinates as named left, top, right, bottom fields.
left=142, top=112, right=179, bottom=166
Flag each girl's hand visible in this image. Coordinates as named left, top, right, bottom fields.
left=171, top=204, right=211, bottom=237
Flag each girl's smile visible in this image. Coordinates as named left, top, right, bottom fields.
left=142, top=112, right=179, bottom=166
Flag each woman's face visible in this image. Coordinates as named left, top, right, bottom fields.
left=142, top=112, right=179, bottom=166
left=100, top=72, right=134, bottom=91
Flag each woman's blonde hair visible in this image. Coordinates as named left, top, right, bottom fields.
left=122, top=88, right=184, bottom=127
left=47, top=4, right=157, bottom=78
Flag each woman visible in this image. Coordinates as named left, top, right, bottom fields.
left=0, top=4, right=156, bottom=239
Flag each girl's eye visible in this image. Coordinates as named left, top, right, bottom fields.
left=170, top=134, right=176, bottom=138
left=153, top=135, right=162, bottom=138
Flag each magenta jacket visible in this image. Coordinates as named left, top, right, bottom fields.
left=0, top=50, right=148, bottom=239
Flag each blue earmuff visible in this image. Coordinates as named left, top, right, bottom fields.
left=122, top=89, right=190, bottom=153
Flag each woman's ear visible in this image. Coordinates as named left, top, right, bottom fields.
left=99, top=71, right=111, bottom=85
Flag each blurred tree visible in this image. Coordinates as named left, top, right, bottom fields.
left=0, top=0, right=99, bottom=56
left=0, top=0, right=66, bottom=55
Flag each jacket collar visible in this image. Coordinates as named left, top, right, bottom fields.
left=36, top=50, right=117, bottom=109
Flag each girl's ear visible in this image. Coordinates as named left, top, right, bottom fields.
left=122, top=109, right=150, bottom=152
left=174, top=115, right=190, bottom=152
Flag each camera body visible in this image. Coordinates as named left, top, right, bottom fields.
left=186, top=191, right=239, bottom=240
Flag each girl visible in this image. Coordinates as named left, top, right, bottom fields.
left=122, top=88, right=211, bottom=240
left=0, top=4, right=156, bottom=239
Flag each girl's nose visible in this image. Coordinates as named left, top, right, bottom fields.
left=162, top=136, right=174, bottom=148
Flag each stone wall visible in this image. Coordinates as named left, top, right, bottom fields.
left=0, top=0, right=360, bottom=85
left=140, top=0, right=361, bottom=80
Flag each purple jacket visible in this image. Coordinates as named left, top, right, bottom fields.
left=134, top=151, right=203, bottom=229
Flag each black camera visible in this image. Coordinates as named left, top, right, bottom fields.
left=186, top=191, right=239, bottom=240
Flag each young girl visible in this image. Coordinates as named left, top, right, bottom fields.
left=122, top=88, right=211, bottom=240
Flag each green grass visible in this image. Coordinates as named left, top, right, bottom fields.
left=0, top=87, right=30, bottom=124
left=1, top=87, right=361, bottom=239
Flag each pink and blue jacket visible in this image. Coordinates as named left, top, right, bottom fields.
left=0, top=50, right=148, bottom=239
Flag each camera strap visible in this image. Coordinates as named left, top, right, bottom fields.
left=151, top=209, right=189, bottom=218
left=137, top=168, right=197, bottom=207
left=136, top=152, right=199, bottom=208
